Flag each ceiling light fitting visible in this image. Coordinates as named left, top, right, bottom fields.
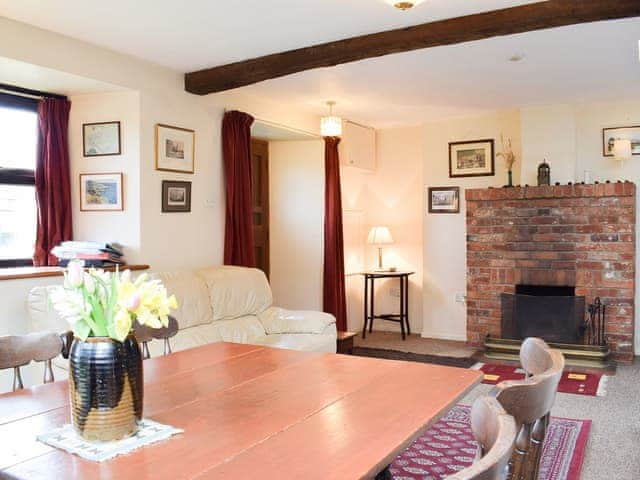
left=320, top=101, right=342, bottom=137
left=385, top=0, right=425, bottom=10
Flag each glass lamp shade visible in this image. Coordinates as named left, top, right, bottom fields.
left=383, top=0, right=425, bottom=9
left=320, top=115, right=342, bottom=137
left=613, top=139, right=632, bottom=160
left=367, top=226, right=394, bottom=245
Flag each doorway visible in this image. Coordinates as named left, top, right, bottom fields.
left=250, top=138, right=270, bottom=277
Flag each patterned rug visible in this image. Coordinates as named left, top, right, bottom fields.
left=391, top=405, right=591, bottom=480
left=472, top=362, right=609, bottom=397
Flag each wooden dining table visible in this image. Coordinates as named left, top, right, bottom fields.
left=0, top=342, right=481, bottom=479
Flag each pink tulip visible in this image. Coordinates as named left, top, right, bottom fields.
left=127, top=292, right=141, bottom=311
left=67, top=260, right=84, bottom=288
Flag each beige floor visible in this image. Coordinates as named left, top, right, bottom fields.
left=353, top=331, right=477, bottom=358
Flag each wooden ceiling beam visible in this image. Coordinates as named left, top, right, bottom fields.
left=185, top=0, right=640, bottom=95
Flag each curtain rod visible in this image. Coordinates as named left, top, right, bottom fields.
left=0, top=83, right=67, bottom=100
left=224, top=108, right=321, bottom=139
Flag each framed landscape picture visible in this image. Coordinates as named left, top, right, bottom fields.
left=80, top=173, right=123, bottom=211
left=155, top=124, right=195, bottom=173
left=449, top=139, right=494, bottom=178
left=428, top=186, right=460, bottom=214
left=162, top=180, right=191, bottom=213
left=83, top=121, right=121, bottom=157
left=602, top=126, right=640, bottom=157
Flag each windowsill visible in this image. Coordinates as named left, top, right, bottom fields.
left=0, top=264, right=150, bottom=281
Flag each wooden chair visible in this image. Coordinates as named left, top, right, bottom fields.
left=448, top=396, right=517, bottom=480
left=134, top=315, right=179, bottom=359
left=0, top=332, right=64, bottom=391
left=491, top=338, right=565, bottom=480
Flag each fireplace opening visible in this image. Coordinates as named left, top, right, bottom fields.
left=501, top=284, right=584, bottom=344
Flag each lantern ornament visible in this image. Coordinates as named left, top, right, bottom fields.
left=537, top=160, right=550, bottom=186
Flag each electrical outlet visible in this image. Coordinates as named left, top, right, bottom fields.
left=455, top=292, right=466, bottom=304
left=389, top=287, right=401, bottom=298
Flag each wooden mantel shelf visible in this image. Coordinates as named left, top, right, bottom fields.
left=0, top=264, right=150, bottom=281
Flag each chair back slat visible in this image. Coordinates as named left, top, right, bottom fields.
left=491, top=337, right=565, bottom=480
left=0, top=332, right=64, bottom=392
left=448, top=396, right=516, bottom=480
left=134, top=316, right=179, bottom=359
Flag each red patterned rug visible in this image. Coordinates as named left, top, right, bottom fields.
left=472, top=363, right=609, bottom=397
left=391, top=405, right=591, bottom=480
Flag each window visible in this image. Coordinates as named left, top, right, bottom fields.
left=0, top=92, right=39, bottom=267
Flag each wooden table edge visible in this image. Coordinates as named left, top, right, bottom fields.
left=364, top=368, right=483, bottom=479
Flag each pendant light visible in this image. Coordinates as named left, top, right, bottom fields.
left=320, top=101, right=342, bottom=137
left=384, top=0, right=425, bottom=10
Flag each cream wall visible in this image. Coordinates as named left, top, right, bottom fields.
left=342, top=126, right=424, bottom=334
left=69, top=91, right=142, bottom=263
left=423, top=110, right=522, bottom=341
left=269, top=140, right=324, bottom=310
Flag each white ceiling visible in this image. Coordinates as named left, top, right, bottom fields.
left=0, top=0, right=542, bottom=71
left=1, top=1, right=639, bottom=127
left=241, top=19, right=640, bottom=127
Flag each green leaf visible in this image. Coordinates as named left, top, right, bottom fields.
left=74, top=320, right=91, bottom=341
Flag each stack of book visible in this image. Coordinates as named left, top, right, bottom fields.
left=52, top=241, right=125, bottom=268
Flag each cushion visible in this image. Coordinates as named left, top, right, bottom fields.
left=151, top=271, right=213, bottom=329
left=251, top=332, right=337, bottom=354
left=198, top=266, right=273, bottom=321
left=258, top=307, right=336, bottom=335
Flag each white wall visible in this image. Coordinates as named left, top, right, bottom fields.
left=268, top=140, right=324, bottom=310
left=423, top=110, right=522, bottom=341
left=69, top=91, right=142, bottom=262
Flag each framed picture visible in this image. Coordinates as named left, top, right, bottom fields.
left=428, top=186, right=460, bottom=214
left=162, top=180, right=191, bottom=213
left=80, top=173, right=123, bottom=211
left=83, top=121, right=121, bottom=157
left=155, top=124, right=195, bottom=173
left=449, top=139, right=494, bottom=178
left=602, top=126, right=640, bottom=157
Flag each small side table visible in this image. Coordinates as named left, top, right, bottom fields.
left=337, top=331, right=357, bottom=354
left=360, top=271, right=415, bottom=340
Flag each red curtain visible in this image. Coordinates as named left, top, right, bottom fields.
left=222, top=110, right=256, bottom=267
left=323, top=137, right=347, bottom=331
left=34, top=98, right=72, bottom=266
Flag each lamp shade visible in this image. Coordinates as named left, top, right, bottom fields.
left=613, top=139, right=632, bottom=160
left=320, top=115, right=342, bottom=137
left=367, top=226, right=394, bottom=245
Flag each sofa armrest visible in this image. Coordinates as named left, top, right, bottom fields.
left=258, top=307, right=336, bottom=335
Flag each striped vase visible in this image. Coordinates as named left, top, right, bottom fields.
left=69, top=334, right=143, bottom=442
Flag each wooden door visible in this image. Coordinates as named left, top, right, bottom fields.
left=250, top=139, right=270, bottom=277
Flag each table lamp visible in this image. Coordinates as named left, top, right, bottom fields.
left=367, top=226, right=394, bottom=271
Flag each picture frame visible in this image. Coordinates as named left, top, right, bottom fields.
left=83, top=121, right=121, bottom=157
left=79, top=173, right=123, bottom=211
left=155, top=124, right=195, bottom=173
left=449, top=139, right=494, bottom=178
left=162, top=180, right=192, bottom=213
left=428, top=186, right=460, bottom=214
left=602, top=126, right=640, bottom=157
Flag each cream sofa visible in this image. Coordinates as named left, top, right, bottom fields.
left=28, top=266, right=337, bottom=360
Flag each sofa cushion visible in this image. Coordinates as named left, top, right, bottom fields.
left=151, top=271, right=213, bottom=329
left=258, top=307, right=336, bottom=335
left=198, top=266, right=273, bottom=321
left=146, top=315, right=267, bottom=357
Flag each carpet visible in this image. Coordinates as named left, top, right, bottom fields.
left=351, top=347, right=477, bottom=369
left=391, top=404, right=591, bottom=480
left=472, top=362, right=609, bottom=397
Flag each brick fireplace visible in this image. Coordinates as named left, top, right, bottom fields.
left=466, top=183, right=636, bottom=362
